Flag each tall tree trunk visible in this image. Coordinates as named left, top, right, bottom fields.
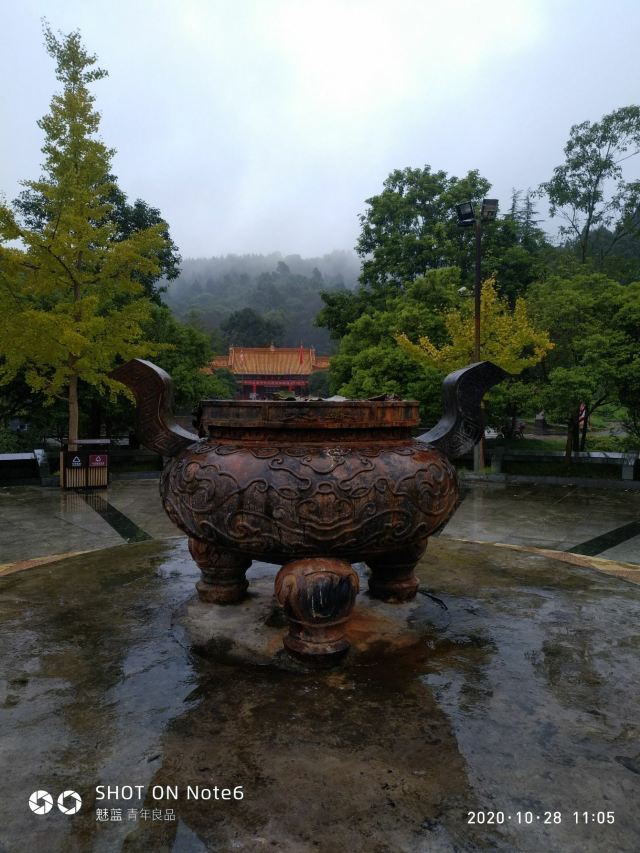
left=68, top=373, right=79, bottom=450
left=565, top=411, right=579, bottom=460
left=580, top=237, right=588, bottom=263
left=564, top=422, right=574, bottom=460
left=579, top=409, right=589, bottom=451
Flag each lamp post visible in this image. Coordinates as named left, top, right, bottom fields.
left=455, top=198, right=499, bottom=471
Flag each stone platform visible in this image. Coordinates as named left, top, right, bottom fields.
left=174, top=557, right=454, bottom=670
left=0, top=537, right=639, bottom=852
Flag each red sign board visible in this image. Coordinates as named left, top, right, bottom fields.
left=89, top=454, right=107, bottom=468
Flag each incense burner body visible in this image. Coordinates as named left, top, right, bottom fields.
left=111, top=359, right=505, bottom=663
left=161, top=399, right=459, bottom=603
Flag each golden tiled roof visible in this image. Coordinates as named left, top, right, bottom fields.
left=207, top=347, right=329, bottom=376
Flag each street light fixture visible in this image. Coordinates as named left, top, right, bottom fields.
left=455, top=202, right=475, bottom=225
left=480, top=198, right=499, bottom=220
left=455, top=197, right=499, bottom=471
left=455, top=198, right=500, bottom=360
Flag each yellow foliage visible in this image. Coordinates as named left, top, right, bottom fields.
left=396, top=278, right=553, bottom=374
left=0, top=27, right=168, bottom=405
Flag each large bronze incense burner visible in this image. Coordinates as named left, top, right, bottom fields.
left=112, top=359, right=505, bottom=663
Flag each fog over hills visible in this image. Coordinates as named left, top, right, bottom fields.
left=163, top=250, right=360, bottom=352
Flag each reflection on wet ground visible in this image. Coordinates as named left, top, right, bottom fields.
left=0, top=538, right=639, bottom=852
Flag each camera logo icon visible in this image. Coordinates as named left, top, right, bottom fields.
left=29, top=789, right=82, bottom=815
left=57, top=790, right=82, bottom=815
left=29, top=791, right=53, bottom=815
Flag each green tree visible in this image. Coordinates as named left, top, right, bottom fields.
left=317, top=169, right=546, bottom=345
left=84, top=307, right=236, bottom=438
left=585, top=225, right=640, bottom=283
left=527, top=273, right=636, bottom=455
left=182, top=308, right=226, bottom=354
left=13, top=177, right=181, bottom=303
left=396, top=278, right=553, bottom=374
left=396, top=279, right=552, bottom=440
left=483, top=190, right=548, bottom=304
left=106, top=186, right=181, bottom=302
left=618, top=360, right=640, bottom=441
left=164, top=255, right=352, bottom=353
left=316, top=287, right=369, bottom=340
left=483, top=379, right=541, bottom=439
left=145, top=306, right=236, bottom=407
left=603, top=280, right=640, bottom=441
left=249, top=264, right=337, bottom=349
left=356, top=166, right=491, bottom=296
left=540, top=106, right=640, bottom=263
left=328, top=268, right=463, bottom=422
left=220, top=307, right=285, bottom=347
left=0, top=26, right=172, bottom=447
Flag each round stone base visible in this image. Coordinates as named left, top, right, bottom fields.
left=173, top=559, right=448, bottom=671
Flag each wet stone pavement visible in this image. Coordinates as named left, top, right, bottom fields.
left=2, top=480, right=640, bottom=569
left=0, top=537, right=639, bottom=852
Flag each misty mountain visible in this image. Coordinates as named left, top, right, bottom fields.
left=163, top=250, right=360, bottom=352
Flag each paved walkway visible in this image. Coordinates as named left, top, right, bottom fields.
left=0, top=481, right=176, bottom=568
left=1, top=479, right=639, bottom=572
left=447, top=481, right=640, bottom=564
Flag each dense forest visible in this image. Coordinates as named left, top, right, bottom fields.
left=163, top=251, right=360, bottom=352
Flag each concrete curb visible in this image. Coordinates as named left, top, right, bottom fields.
left=0, top=548, right=98, bottom=577
left=444, top=536, right=640, bottom=586
left=459, top=471, right=640, bottom=490
left=0, top=536, right=185, bottom=577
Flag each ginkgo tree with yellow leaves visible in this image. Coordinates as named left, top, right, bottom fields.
left=396, top=278, right=553, bottom=375
left=0, top=26, right=171, bottom=448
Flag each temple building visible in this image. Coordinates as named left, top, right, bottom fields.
left=207, top=345, right=330, bottom=399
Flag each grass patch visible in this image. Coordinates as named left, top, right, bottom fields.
left=585, top=435, right=640, bottom=452
left=588, top=403, right=627, bottom=430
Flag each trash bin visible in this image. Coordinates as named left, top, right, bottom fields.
left=60, top=447, right=86, bottom=488
left=60, top=440, right=110, bottom=489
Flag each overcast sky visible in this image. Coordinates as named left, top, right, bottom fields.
left=2, top=0, right=639, bottom=259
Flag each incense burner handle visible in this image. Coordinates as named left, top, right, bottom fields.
left=110, top=358, right=199, bottom=456
left=417, top=361, right=508, bottom=460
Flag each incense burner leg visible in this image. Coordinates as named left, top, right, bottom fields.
left=188, top=538, right=251, bottom=604
left=366, top=546, right=424, bottom=602
left=275, top=558, right=359, bottom=665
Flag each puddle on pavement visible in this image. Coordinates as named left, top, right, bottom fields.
left=0, top=537, right=639, bottom=852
